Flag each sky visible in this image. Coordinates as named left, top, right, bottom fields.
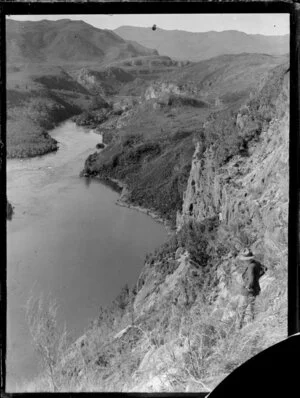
left=8, top=14, right=289, bottom=36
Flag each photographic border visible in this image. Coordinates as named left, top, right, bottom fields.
left=1, top=2, right=299, bottom=397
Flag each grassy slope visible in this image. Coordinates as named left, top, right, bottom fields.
left=81, top=53, right=284, bottom=226
left=6, top=19, right=157, bottom=65
left=70, top=60, right=289, bottom=393
left=22, top=64, right=289, bottom=392
left=82, top=103, right=210, bottom=226
left=5, top=18, right=165, bottom=159
left=6, top=66, right=94, bottom=158
left=6, top=59, right=182, bottom=159
left=168, top=53, right=287, bottom=105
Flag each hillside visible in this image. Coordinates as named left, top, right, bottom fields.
left=115, top=26, right=289, bottom=62
left=167, top=53, right=287, bottom=105
left=81, top=53, right=285, bottom=225
left=6, top=19, right=183, bottom=158
left=6, top=65, right=96, bottom=158
left=78, top=61, right=289, bottom=393
left=22, top=55, right=289, bottom=393
left=6, top=19, right=158, bottom=65
left=8, top=19, right=289, bottom=393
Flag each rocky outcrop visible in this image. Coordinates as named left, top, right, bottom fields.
left=178, top=72, right=289, bottom=266
left=144, top=80, right=204, bottom=101
left=76, top=68, right=106, bottom=96
left=145, top=82, right=182, bottom=100
left=75, top=67, right=135, bottom=96
left=144, top=81, right=210, bottom=110
left=121, top=68, right=289, bottom=391
left=31, top=64, right=289, bottom=394
left=69, top=64, right=289, bottom=392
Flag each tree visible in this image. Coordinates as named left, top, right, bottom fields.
left=25, top=294, right=68, bottom=392
left=6, top=200, right=14, bottom=221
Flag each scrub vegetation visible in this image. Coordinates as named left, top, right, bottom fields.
left=7, top=18, right=289, bottom=393
left=82, top=104, right=209, bottom=225
left=20, top=58, right=289, bottom=393
left=6, top=69, right=95, bottom=158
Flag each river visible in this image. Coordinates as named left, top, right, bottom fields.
left=6, top=121, right=168, bottom=391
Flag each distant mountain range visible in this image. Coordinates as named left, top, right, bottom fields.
left=6, top=19, right=158, bottom=65
left=7, top=19, right=289, bottom=67
left=115, top=26, right=289, bottom=62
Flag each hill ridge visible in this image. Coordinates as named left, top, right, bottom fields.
left=115, top=26, right=289, bottom=62
left=117, top=25, right=289, bottom=38
left=6, top=19, right=158, bottom=65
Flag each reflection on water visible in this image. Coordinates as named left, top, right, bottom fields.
left=6, top=121, right=168, bottom=391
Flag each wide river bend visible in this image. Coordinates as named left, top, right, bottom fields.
left=6, top=121, right=168, bottom=391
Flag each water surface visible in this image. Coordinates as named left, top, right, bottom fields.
left=6, top=121, right=168, bottom=390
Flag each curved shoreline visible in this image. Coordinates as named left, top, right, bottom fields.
left=115, top=196, right=174, bottom=236
left=82, top=174, right=174, bottom=235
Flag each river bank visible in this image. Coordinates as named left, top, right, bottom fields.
left=114, top=179, right=174, bottom=235
left=6, top=120, right=168, bottom=391
left=81, top=172, right=174, bottom=235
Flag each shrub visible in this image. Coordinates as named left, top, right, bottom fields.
left=25, top=294, right=68, bottom=392
left=89, top=95, right=109, bottom=111
left=121, top=133, right=143, bottom=147
left=178, top=218, right=218, bottom=266
left=6, top=200, right=14, bottom=220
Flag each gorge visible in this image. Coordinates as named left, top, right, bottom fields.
left=5, top=17, right=289, bottom=393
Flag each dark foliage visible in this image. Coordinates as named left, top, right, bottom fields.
left=73, top=109, right=109, bottom=128
left=7, top=200, right=14, bottom=221
left=178, top=218, right=218, bottom=266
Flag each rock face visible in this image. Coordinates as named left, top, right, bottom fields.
left=31, top=64, right=289, bottom=393
left=145, top=82, right=182, bottom=100
left=178, top=72, right=289, bottom=264
left=122, top=67, right=289, bottom=391
left=144, top=81, right=209, bottom=111
left=75, top=67, right=135, bottom=96
left=144, top=80, right=204, bottom=101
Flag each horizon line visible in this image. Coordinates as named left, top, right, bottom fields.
left=6, top=17, right=290, bottom=37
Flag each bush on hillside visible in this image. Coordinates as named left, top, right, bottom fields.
left=167, top=94, right=208, bottom=108
left=89, top=95, right=110, bottom=111
left=145, top=233, right=180, bottom=279
left=121, top=133, right=143, bottom=147
left=124, top=142, right=161, bottom=163
left=25, top=294, right=68, bottom=392
left=73, top=109, right=109, bottom=127
left=171, top=129, right=194, bottom=142
left=7, top=200, right=14, bottom=221
left=178, top=218, right=218, bottom=266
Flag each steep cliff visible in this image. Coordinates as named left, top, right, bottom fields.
left=25, top=62, right=289, bottom=393
left=120, top=64, right=289, bottom=392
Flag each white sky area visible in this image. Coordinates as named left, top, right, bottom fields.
left=8, top=14, right=289, bottom=36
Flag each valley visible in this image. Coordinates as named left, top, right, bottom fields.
left=6, top=17, right=289, bottom=393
